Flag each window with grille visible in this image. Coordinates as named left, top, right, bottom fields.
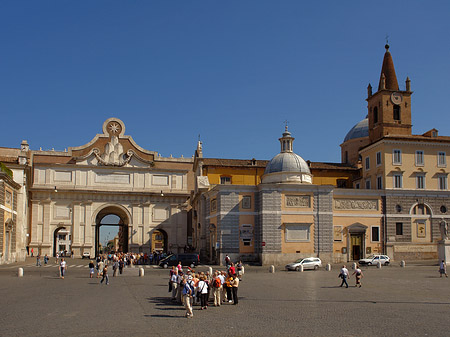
left=416, top=175, right=425, bottom=189
left=438, top=152, right=446, bottom=167
left=393, top=174, right=402, bottom=188
left=415, top=151, right=424, bottom=166
left=393, top=150, right=402, bottom=165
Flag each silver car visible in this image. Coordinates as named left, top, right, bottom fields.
left=285, top=257, right=322, bottom=271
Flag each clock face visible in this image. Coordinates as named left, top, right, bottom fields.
left=391, top=92, right=403, bottom=105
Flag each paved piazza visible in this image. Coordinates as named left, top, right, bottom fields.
left=0, top=259, right=449, bottom=336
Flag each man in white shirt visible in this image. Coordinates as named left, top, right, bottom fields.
left=339, top=265, right=349, bottom=288
left=60, top=258, right=67, bottom=279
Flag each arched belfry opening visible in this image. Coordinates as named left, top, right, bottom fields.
left=94, top=205, right=131, bottom=256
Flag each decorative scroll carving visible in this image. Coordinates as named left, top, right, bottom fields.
left=334, top=199, right=378, bottom=210
left=285, top=195, right=310, bottom=208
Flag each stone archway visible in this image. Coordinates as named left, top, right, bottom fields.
left=94, top=205, right=131, bottom=257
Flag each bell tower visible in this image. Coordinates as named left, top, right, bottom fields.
left=366, top=44, right=413, bottom=142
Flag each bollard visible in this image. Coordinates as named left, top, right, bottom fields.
left=139, top=267, right=144, bottom=277
left=298, top=265, right=304, bottom=272
left=400, top=260, right=406, bottom=267
left=18, top=267, right=23, bottom=277
left=352, top=262, right=357, bottom=270
left=208, top=266, right=213, bottom=276
left=326, top=264, right=332, bottom=271
left=376, top=261, right=382, bottom=269
left=269, top=265, right=275, bottom=273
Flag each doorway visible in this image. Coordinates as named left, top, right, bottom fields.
left=95, top=205, right=130, bottom=257
left=351, top=234, right=363, bottom=260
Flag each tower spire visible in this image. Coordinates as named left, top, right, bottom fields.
left=378, top=43, right=399, bottom=91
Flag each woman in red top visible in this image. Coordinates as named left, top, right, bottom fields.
left=229, top=262, right=235, bottom=276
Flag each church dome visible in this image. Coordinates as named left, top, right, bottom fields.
left=343, top=118, right=369, bottom=142
left=262, top=127, right=312, bottom=184
left=264, top=152, right=311, bottom=175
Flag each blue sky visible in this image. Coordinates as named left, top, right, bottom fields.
left=1, top=1, right=449, bottom=163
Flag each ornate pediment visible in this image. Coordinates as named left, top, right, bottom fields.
left=70, top=118, right=156, bottom=167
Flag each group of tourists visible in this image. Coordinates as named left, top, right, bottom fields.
left=169, top=256, right=244, bottom=318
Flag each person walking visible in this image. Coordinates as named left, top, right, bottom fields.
left=44, top=254, right=49, bottom=265
left=112, top=259, right=119, bottom=277
left=231, top=274, right=239, bottom=305
left=119, top=259, right=124, bottom=275
left=439, top=260, right=448, bottom=278
left=219, top=271, right=227, bottom=302
left=89, top=260, right=95, bottom=278
left=236, top=260, right=244, bottom=281
left=225, top=274, right=234, bottom=303
left=182, top=277, right=194, bottom=318
left=225, top=254, right=231, bottom=270
left=339, top=265, right=349, bottom=288
left=36, top=254, right=42, bottom=267
left=60, top=258, right=66, bottom=279
left=100, top=264, right=109, bottom=285
left=170, top=269, right=178, bottom=300
left=56, top=252, right=59, bottom=264
left=197, top=275, right=209, bottom=310
left=212, top=271, right=222, bottom=306
left=352, top=265, right=364, bottom=287
left=97, top=259, right=104, bottom=278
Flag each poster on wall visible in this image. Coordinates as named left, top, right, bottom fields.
left=417, top=222, right=426, bottom=238
left=334, top=226, right=342, bottom=241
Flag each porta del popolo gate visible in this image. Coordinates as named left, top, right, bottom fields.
left=28, top=118, right=194, bottom=258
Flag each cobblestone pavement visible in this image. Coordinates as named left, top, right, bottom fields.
left=0, top=259, right=449, bottom=336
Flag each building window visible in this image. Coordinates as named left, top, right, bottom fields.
left=415, top=151, right=424, bottom=166
left=220, top=176, right=231, bottom=185
left=396, top=222, right=403, bottom=235
left=393, top=105, right=401, bottom=121
left=371, top=226, right=380, bottom=242
left=337, top=179, right=347, bottom=188
left=240, top=224, right=253, bottom=246
left=377, top=176, right=383, bottom=189
left=365, top=179, right=371, bottom=189
left=242, top=196, right=251, bottom=209
left=438, top=175, right=448, bottom=190
left=285, top=224, right=310, bottom=242
left=395, top=204, right=402, bottom=213
left=441, top=206, right=447, bottom=214
left=373, top=106, right=378, bottom=124
left=365, top=157, right=370, bottom=170
left=393, top=149, right=402, bottom=165
left=355, top=183, right=360, bottom=189
left=5, top=190, right=12, bottom=206
left=210, top=199, right=217, bottom=213
left=438, top=152, right=446, bottom=167
left=416, top=174, right=425, bottom=189
left=413, top=204, right=429, bottom=215
left=393, top=174, right=403, bottom=189
left=376, top=152, right=382, bottom=166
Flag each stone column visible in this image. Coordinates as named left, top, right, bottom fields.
left=42, top=200, right=51, bottom=245
left=30, top=200, right=40, bottom=245
left=72, top=203, right=80, bottom=245
left=84, top=202, right=93, bottom=246
left=71, top=203, right=81, bottom=256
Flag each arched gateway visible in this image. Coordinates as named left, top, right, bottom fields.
left=28, top=118, right=193, bottom=258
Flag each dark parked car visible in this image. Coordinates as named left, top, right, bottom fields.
left=159, top=253, right=200, bottom=269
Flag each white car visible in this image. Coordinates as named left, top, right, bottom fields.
left=359, top=254, right=390, bottom=266
left=285, top=257, right=322, bottom=271
left=82, top=252, right=91, bottom=259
